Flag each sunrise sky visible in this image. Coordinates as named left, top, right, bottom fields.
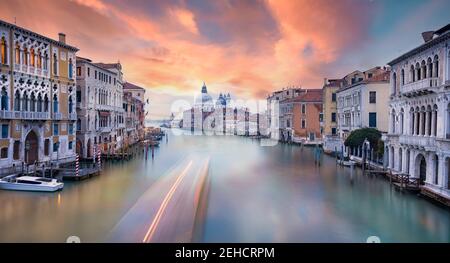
left=1, top=0, right=449, bottom=119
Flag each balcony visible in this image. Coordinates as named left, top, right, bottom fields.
left=53, top=112, right=62, bottom=120
left=98, top=126, right=112, bottom=133
left=399, top=134, right=436, bottom=148
left=401, top=77, right=439, bottom=96
left=0, top=110, right=50, bottom=120
left=69, top=112, right=77, bottom=120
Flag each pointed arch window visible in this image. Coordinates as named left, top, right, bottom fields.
left=30, top=48, right=35, bottom=67
left=30, top=92, right=36, bottom=112
left=401, top=69, right=405, bottom=85
left=1, top=37, right=7, bottom=64
left=14, top=90, right=20, bottom=111
left=69, top=58, right=73, bottom=79
left=15, top=43, right=20, bottom=64
left=22, top=91, right=28, bottom=111
left=434, top=55, right=439, bottom=77
left=24, top=48, right=28, bottom=65
left=427, top=57, right=433, bottom=78
left=53, top=94, right=58, bottom=113
left=37, top=50, right=42, bottom=69
left=44, top=94, right=49, bottom=112
left=37, top=94, right=42, bottom=112
left=1, top=87, right=8, bottom=110
left=53, top=53, right=58, bottom=75
left=43, top=52, right=48, bottom=70
left=68, top=95, right=73, bottom=113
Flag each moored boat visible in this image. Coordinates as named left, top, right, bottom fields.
left=0, top=175, right=64, bottom=192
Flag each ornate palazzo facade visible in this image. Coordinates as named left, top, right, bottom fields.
left=0, top=20, right=78, bottom=172
left=385, top=24, right=450, bottom=200
left=75, top=57, right=124, bottom=159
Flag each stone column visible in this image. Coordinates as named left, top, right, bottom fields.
left=426, top=153, right=434, bottom=184
left=409, top=149, right=416, bottom=178
left=438, top=154, right=445, bottom=188
left=435, top=108, right=441, bottom=137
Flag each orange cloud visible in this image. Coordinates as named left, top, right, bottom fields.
left=0, top=0, right=375, bottom=119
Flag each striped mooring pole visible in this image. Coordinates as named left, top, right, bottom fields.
left=97, top=146, right=101, bottom=169
left=75, top=154, right=80, bottom=177
left=93, top=144, right=97, bottom=164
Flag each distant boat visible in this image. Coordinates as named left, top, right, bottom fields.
left=0, top=175, right=64, bottom=192
left=337, top=160, right=356, bottom=167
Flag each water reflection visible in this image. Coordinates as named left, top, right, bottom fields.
left=0, top=130, right=449, bottom=242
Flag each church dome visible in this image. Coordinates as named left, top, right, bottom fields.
left=216, top=93, right=227, bottom=107
left=195, top=82, right=214, bottom=110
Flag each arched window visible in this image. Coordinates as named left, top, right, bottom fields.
left=37, top=94, right=42, bottom=112
left=15, top=43, right=20, bottom=64
left=53, top=94, right=58, bottom=113
left=427, top=105, right=432, bottom=136
left=434, top=55, right=439, bottom=77
left=410, top=107, right=415, bottom=135
left=37, top=50, right=42, bottom=69
left=22, top=91, right=28, bottom=111
left=427, top=57, right=432, bottom=78
left=1, top=87, right=8, bottom=110
left=24, top=48, right=28, bottom=65
left=53, top=53, right=58, bottom=75
left=69, top=58, right=73, bottom=79
left=14, top=90, right=20, bottom=111
left=416, top=62, right=421, bottom=81
left=401, top=69, right=405, bottom=85
left=392, top=72, right=397, bottom=95
left=410, top=65, right=415, bottom=82
left=30, top=48, right=35, bottom=67
left=421, top=60, right=426, bottom=79
left=68, top=95, right=73, bottom=113
left=30, top=92, right=36, bottom=112
left=43, top=52, right=48, bottom=70
left=44, top=94, right=49, bottom=112
left=1, top=37, right=7, bottom=64
left=391, top=109, right=396, bottom=133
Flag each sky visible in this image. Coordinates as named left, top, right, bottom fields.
left=0, top=0, right=449, bottom=120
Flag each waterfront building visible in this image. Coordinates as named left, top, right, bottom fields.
left=266, top=87, right=303, bottom=140
left=182, top=82, right=253, bottom=135
left=322, top=79, right=343, bottom=153
left=336, top=67, right=390, bottom=143
left=0, top=19, right=78, bottom=173
left=75, top=57, right=124, bottom=158
left=122, top=82, right=145, bottom=146
left=384, top=24, right=450, bottom=201
left=279, top=89, right=323, bottom=143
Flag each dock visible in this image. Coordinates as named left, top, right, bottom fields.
left=58, top=166, right=101, bottom=181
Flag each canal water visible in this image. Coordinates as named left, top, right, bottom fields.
left=0, top=129, right=449, bottom=242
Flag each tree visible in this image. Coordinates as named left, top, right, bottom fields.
left=344, top=128, right=382, bottom=152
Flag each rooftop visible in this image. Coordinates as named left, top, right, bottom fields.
left=0, top=19, right=78, bottom=52
left=124, top=82, right=146, bottom=91
left=283, top=89, right=322, bottom=103
left=388, top=24, right=450, bottom=66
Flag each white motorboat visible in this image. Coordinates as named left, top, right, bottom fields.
left=0, top=175, right=64, bottom=192
left=337, top=159, right=356, bottom=167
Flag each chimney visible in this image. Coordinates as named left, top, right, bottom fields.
left=324, top=78, right=328, bottom=86
left=421, top=31, right=434, bottom=43
left=58, top=33, right=66, bottom=44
